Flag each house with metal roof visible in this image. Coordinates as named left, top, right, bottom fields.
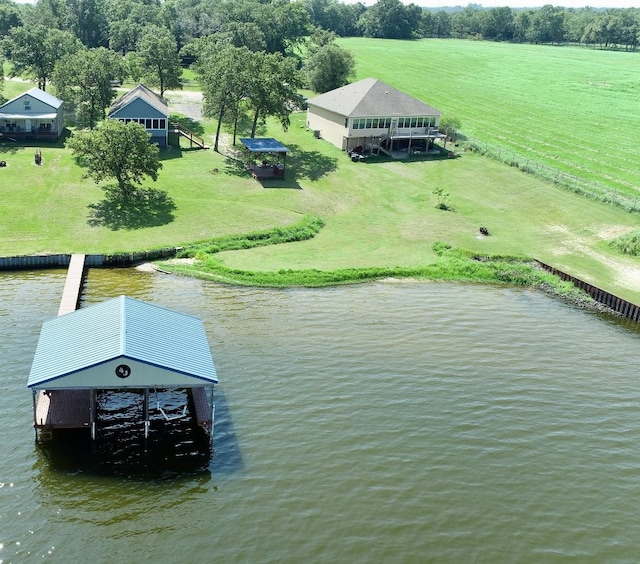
left=28, top=295, right=218, bottom=440
left=0, top=87, right=64, bottom=141
left=306, top=78, right=444, bottom=156
left=108, top=84, right=170, bottom=146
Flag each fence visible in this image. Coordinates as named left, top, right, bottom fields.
left=462, top=137, right=640, bottom=213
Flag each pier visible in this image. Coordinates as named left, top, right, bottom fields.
left=58, top=253, right=86, bottom=315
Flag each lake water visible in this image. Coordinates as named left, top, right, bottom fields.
left=2, top=268, right=640, bottom=562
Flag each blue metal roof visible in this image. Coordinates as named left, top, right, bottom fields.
left=240, top=137, right=289, bottom=153
left=0, top=87, right=63, bottom=111
left=28, top=296, right=218, bottom=389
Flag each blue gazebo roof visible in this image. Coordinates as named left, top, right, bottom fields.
left=240, top=138, right=289, bottom=153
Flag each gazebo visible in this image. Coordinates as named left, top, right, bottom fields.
left=28, top=295, right=218, bottom=442
left=240, top=137, right=288, bottom=179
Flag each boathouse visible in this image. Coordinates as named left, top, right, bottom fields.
left=28, top=295, right=218, bottom=441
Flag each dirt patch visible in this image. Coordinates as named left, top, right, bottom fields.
left=546, top=224, right=640, bottom=293
left=165, top=90, right=203, bottom=121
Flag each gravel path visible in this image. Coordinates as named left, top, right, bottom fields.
left=164, top=90, right=203, bottom=121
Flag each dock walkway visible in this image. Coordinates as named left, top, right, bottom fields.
left=58, top=253, right=86, bottom=315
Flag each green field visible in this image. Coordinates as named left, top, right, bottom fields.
left=3, top=40, right=640, bottom=302
left=340, top=38, right=640, bottom=196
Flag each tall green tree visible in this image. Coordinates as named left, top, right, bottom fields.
left=245, top=51, right=305, bottom=138
left=23, top=0, right=69, bottom=30
left=67, top=0, right=109, bottom=47
left=0, top=1, right=21, bottom=39
left=0, top=53, right=4, bottom=104
left=306, top=42, right=354, bottom=93
left=2, top=24, right=81, bottom=90
left=359, top=0, right=421, bottom=39
left=195, top=44, right=253, bottom=152
left=67, top=119, right=162, bottom=198
left=52, top=47, right=125, bottom=129
left=137, top=25, right=182, bottom=95
left=107, top=0, right=162, bottom=54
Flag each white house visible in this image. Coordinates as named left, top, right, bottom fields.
left=0, top=87, right=64, bottom=141
left=306, top=78, right=444, bottom=156
left=108, top=84, right=170, bottom=146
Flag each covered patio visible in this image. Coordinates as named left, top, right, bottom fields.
left=240, top=137, right=288, bottom=180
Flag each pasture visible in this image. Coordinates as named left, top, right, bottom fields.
left=339, top=38, right=640, bottom=197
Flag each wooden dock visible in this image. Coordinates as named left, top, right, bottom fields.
left=58, top=253, right=86, bottom=316
left=34, top=390, right=93, bottom=429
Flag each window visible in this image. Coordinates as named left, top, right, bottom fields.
left=24, top=100, right=31, bottom=111
left=152, top=119, right=159, bottom=129
left=159, top=119, right=166, bottom=129
left=145, top=119, right=152, bottom=128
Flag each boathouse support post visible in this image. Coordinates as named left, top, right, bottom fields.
left=143, top=388, right=150, bottom=441
left=209, top=386, right=215, bottom=441
left=90, top=390, right=97, bottom=440
left=32, top=390, right=38, bottom=440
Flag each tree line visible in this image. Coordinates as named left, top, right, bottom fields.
left=308, top=0, right=640, bottom=50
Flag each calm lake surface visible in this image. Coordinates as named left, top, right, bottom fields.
left=2, top=268, right=640, bottom=563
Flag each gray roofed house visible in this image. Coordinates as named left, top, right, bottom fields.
left=306, top=78, right=444, bottom=156
left=0, top=87, right=65, bottom=141
left=108, top=83, right=170, bottom=146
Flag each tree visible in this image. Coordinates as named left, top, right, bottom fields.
left=306, top=42, right=354, bottom=93
left=244, top=51, right=305, bottom=138
left=529, top=4, right=566, bottom=44
left=67, top=0, right=109, bottom=47
left=439, top=115, right=461, bottom=148
left=0, top=1, right=21, bottom=40
left=359, top=0, right=422, bottom=39
left=53, top=47, right=125, bottom=129
left=0, top=53, right=4, bottom=104
left=2, top=24, right=81, bottom=90
left=219, top=0, right=311, bottom=55
left=107, top=0, right=162, bottom=54
left=137, top=25, right=182, bottom=96
left=194, top=44, right=253, bottom=152
left=66, top=119, right=162, bottom=197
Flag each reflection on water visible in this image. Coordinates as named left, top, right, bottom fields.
left=3, top=268, right=640, bottom=562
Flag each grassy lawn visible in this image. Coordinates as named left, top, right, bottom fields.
left=339, top=38, right=640, bottom=196
left=3, top=40, right=640, bottom=302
